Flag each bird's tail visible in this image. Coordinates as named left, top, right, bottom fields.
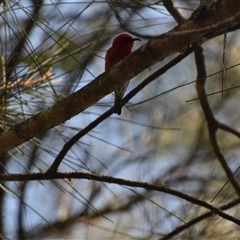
left=113, top=97, right=122, bottom=115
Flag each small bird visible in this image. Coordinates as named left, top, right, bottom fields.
left=105, top=33, right=141, bottom=115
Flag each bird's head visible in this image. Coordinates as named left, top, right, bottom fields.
left=112, top=33, right=141, bottom=51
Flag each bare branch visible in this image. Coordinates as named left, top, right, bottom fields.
left=162, top=0, right=186, bottom=24
left=160, top=199, right=240, bottom=240
left=194, top=46, right=240, bottom=197
left=47, top=44, right=197, bottom=172
left=0, top=171, right=240, bottom=225
left=0, top=1, right=239, bottom=155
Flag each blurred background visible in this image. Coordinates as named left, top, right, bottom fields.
left=0, top=0, right=240, bottom=239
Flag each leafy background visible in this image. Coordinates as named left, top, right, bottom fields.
left=0, top=0, right=240, bottom=239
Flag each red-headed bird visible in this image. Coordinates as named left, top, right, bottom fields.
left=105, top=33, right=141, bottom=115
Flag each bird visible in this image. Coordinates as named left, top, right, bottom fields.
left=105, top=33, right=141, bottom=115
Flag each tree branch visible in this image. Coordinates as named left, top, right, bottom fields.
left=160, top=198, right=240, bottom=240
left=194, top=46, right=240, bottom=197
left=0, top=171, right=240, bottom=225
left=0, top=1, right=239, bottom=154
left=162, top=0, right=186, bottom=24
left=47, top=44, right=197, bottom=172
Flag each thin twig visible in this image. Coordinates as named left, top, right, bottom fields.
left=160, top=198, right=240, bottom=240
left=0, top=68, right=54, bottom=92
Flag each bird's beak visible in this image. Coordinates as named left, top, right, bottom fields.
left=132, top=38, right=141, bottom=42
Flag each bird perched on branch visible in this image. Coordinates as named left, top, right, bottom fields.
left=105, top=33, right=141, bottom=115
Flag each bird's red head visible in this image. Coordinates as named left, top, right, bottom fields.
left=112, top=33, right=141, bottom=52
left=105, top=33, right=141, bottom=70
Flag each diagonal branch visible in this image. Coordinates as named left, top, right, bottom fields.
left=160, top=198, right=240, bottom=240
left=162, top=0, right=186, bottom=24
left=47, top=44, right=198, bottom=172
left=0, top=2, right=239, bottom=155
